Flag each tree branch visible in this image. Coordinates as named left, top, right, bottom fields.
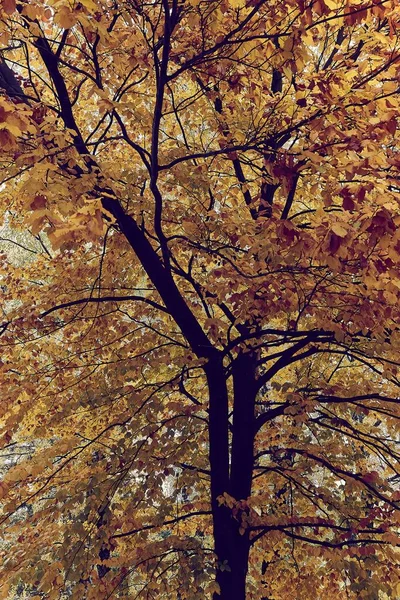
left=39, top=295, right=169, bottom=318
left=111, top=510, right=211, bottom=539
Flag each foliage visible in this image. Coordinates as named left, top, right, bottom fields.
left=0, top=0, right=399, bottom=598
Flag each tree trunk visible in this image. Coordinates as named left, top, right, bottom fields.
left=207, top=352, right=257, bottom=600
left=214, top=519, right=251, bottom=600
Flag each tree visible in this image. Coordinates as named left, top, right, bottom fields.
left=0, top=0, right=400, bottom=598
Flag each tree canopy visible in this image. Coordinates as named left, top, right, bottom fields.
left=0, top=0, right=400, bottom=598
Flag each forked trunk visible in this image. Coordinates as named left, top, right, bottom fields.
left=207, top=352, right=257, bottom=600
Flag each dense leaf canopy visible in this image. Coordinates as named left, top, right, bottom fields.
left=0, top=0, right=400, bottom=598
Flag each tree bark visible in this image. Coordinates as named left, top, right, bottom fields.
left=208, top=352, right=257, bottom=600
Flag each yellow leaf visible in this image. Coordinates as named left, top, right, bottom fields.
left=205, top=582, right=221, bottom=596
left=80, top=0, right=98, bottom=9
left=229, top=0, right=246, bottom=6
left=48, top=228, right=76, bottom=250
left=54, top=6, right=77, bottom=29
left=331, top=223, right=347, bottom=237
left=0, top=122, right=21, bottom=137
left=324, top=0, right=338, bottom=9
left=5, top=466, right=28, bottom=482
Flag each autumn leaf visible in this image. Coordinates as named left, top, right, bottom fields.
left=54, top=5, right=77, bottom=29
left=331, top=223, right=347, bottom=237
left=2, top=0, right=15, bottom=15
left=28, top=194, right=47, bottom=210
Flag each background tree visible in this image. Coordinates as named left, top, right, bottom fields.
left=0, top=0, right=399, bottom=599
